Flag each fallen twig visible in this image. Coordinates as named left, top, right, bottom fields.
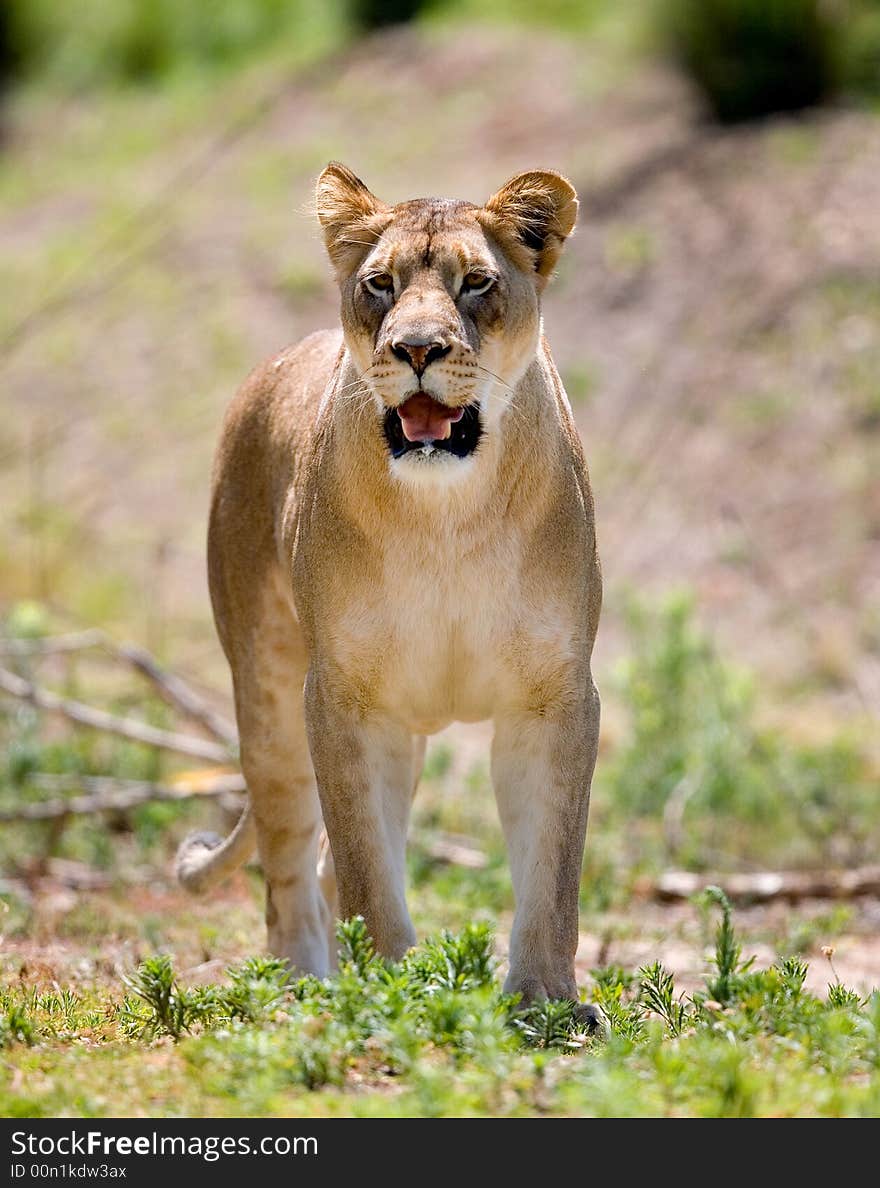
left=0, top=630, right=237, bottom=745
left=110, top=641, right=237, bottom=746
left=413, top=831, right=488, bottom=870
left=646, top=867, right=880, bottom=903
left=0, top=772, right=246, bottom=821
left=0, top=630, right=106, bottom=656
left=4, top=773, right=488, bottom=873
left=0, top=665, right=231, bottom=763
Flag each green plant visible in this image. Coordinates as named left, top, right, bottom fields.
left=590, top=965, right=637, bottom=993
left=590, top=980, right=645, bottom=1042
left=661, top=0, right=840, bottom=122
left=828, top=983, right=863, bottom=1010
left=608, top=592, right=757, bottom=818
left=702, top=885, right=750, bottom=1005
left=638, top=961, right=690, bottom=1037
left=222, top=956, right=290, bottom=1023
left=121, top=955, right=205, bottom=1040
left=336, top=915, right=378, bottom=977
left=400, top=922, right=497, bottom=993
left=0, top=1003, right=36, bottom=1048
left=513, top=999, right=596, bottom=1050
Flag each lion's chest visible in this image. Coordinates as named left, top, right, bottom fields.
left=331, top=539, right=524, bottom=732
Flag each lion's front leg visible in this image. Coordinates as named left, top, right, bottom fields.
left=304, top=664, right=417, bottom=961
left=491, top=681, right=600, bottom=1006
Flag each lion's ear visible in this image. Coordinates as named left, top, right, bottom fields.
left=482, top=169, right=578, bottom=281
left=316, top=162, right=391, bottom=278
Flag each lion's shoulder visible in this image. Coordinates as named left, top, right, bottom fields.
left=262, top=327, right=344, bottom=408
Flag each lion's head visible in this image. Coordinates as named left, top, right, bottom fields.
left=316, top=163, right=578, bottom=482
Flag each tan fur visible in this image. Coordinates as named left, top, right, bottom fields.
left=177, top=164, right=601, bottom=1005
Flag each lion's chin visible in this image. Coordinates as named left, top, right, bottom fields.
left=388, top=446, right=479, bottom=489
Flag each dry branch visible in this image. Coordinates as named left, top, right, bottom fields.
left=0, top=772, right=246, bottom=821
left=0, top=665, right=231, bottom=763
left=0, top=630, right=106, bottom=656
left=110, top=641, right=237, bottom=746
left=5, top=773, right=488, bottom=873
left=0, top=630, right=237, bottom=745
left=648, top=867, right=880, bottom=903
left=414, top=832, right=488, bottom=870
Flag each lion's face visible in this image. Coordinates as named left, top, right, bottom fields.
left=317, top=164, right=578, bottom=483
left=339, top=204, right=543, bottom=483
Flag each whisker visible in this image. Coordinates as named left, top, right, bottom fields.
left=468, top=362, right=532, bottom=427
left=334, top=377, right=372, bottom=397
left=334, top=365, right=380, bottom=397
left=338, top=239, right=384, bottom=250
left=479, top=380, right=530, bottom=429
left=474, top=362, right=515, bottom=394
left=334, top=392, right=372, bottom=409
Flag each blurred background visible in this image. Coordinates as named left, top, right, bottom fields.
left=1, top=1, right=878, bottom=993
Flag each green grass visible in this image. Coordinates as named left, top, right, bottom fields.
left=1, top=904, right=878, bottom=1117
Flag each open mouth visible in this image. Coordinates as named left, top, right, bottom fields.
left=383, top=393, right=482, bottom=460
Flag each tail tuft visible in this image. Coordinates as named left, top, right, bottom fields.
left=175, top=807, right=256, bottom=894
left=176, top=831, right=224, bottom=893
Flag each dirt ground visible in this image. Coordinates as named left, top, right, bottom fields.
left=2, top=872, right=878, bottom=1005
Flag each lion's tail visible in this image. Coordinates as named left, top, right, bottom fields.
left=175, top=804, right=256, bottom=894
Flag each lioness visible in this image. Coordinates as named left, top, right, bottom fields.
left=177, top=163, right=602, bottom=1011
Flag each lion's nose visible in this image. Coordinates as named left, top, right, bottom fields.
left=390, top=338, right=452, bottom=376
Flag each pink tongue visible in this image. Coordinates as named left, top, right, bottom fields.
left=397, top=393, right=464, bottom=442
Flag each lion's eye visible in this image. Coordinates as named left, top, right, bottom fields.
left=364, top=273, right=394, bottom=296
left=461, top=272, right=494, bottom=295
